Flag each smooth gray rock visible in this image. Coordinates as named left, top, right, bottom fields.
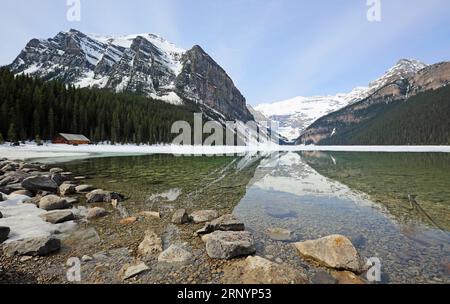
left=205, top=231, right=256, bottom=260
left=2, top=236, right=61, bottom=256
left=189, top=210, right=219, bottom=223
left=86, top=189, right=125, bottom=203
left=22, top=176, right=58, bottom=193
left=40, top=210, right=74, bottom=224
left=171, top=209, right=189, bottom=224
left=38, top=195, right=69, bottom=211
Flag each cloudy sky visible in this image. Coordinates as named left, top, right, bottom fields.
left=0, top=0, right=449, bottom=105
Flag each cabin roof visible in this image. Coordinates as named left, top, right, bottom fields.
left=58, top=133, right=90, bottom=141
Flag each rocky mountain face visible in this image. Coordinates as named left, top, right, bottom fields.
left=297, top=60, right=450, bottom=145
left=8, top=29, right=253, bottom=122
left=254, top=59, right=429, bottom=142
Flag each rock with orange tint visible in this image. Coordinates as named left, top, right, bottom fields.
left=120, top=217, right=137, bottom=225
left=293, top=234, right=361, bottom=273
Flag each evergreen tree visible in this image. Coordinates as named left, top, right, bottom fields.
left=7, top=123, right=17, bottom=143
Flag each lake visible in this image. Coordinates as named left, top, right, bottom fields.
left=61, top=151, right=450, bottom=284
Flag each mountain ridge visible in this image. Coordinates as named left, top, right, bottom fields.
left=254, top=59, right=428, bottom=141
left=7, top=29, right=254, bottom=122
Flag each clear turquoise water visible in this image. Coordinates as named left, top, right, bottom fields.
left=62, top=152, right=450, bottom=283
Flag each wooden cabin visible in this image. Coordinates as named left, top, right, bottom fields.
left=53, top=133, right=91, bottom=145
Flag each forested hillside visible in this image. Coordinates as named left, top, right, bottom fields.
left=319, top=85, right=450, bottom=145
left=0, top=69, right=199, bottom=144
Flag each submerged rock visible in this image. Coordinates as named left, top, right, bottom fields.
left=86, top=189, right=125, bottom=203
left=138, top=230, right=163, bottom=257
left=40, top=210, right=74, bottom=224
left=267, top=227, right=292, bottom=241
left=293, top=234, right=362, bottom=273
left=171, top=209, right=189, bottom=224
left=38, top=195, right=70, bottom=211
left=158, top=244, right=193, bottom=265
left=22, top=176, right=58, bottom=193
left=189, top=210, right=219, bottom=223
left=0, top=226, right=10, bottom=243
left=2, top=236, right=61, bottom=256
left=205, top=231, right=256, bottom=260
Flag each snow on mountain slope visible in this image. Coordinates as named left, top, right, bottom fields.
left=254, top=59, right=428, bottom=141
left=8, top=29, right=254, bottom=121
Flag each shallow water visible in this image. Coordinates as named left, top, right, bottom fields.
left=62, top=152, right=450, bottom=283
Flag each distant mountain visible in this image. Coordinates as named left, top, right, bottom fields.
left=297, top=60, right=450, bottom=145
left=254, top=59, right=428, bottom=141
left=7, top=29, right=253, bottom=122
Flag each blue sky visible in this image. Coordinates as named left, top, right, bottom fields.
left=0, top=0, right=449, bottom=105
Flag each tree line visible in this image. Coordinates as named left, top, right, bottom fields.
left=0, top=69, right=199, bottom=145
left=320, top=84, right=450, bottom=145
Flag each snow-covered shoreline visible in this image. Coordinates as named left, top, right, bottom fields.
left=1, top=143, right=450, bottom=163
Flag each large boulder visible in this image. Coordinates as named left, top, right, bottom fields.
left=86, top=207, right=108, bottom=220
left=38, top=195, right=70, bottom=211
left=293, top=235, right=362, bottom=273
left=137, top=230, right=163, bottom=257
left=21, top=176, right=58, bottom=193
left=205, top=231, right=256, bottom=260
left=158, top=244, right=193, bottom=265
left=40, top=210, right=74, bottom=224
left=171, top=209, right=189, bottom=224
left=196, top=214, right=245, bottom=235
left=59, top=184, right=76, bottom=196
left=86, top=189, right=125, bottom=203
left=228, top=256, right=308, bottom=284
left=0, top=211, right=3, bottom=218
left=189, top=210, right=219, bottom=223
left=2, top=236, right=61, bottom=256
left=0, top=226, right=10, bottom=243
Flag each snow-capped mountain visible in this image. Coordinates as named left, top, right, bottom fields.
left=8, top=29, right=253, bottom=122
left=254, top=59, right=428, bottom=141
left=297, top=59, right=450, bottom=145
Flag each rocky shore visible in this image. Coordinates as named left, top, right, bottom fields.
left=0, top=157, right=367, bottom=284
